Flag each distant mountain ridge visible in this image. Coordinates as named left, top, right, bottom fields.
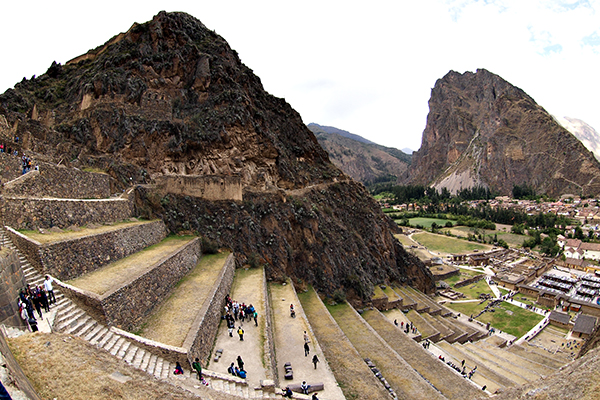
left=556, top=116, right=600, bottom=162
left=308, top=123, right=411, bottom=186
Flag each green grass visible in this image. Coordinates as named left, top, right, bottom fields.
left=446, top=301, right=544, bottom=338
left=408, top=217, right=455, bottom=228
left=449, top=226, right=528, bottom=247
left=412, top=232, right=490, bottom=254
left=454, top=279, right=492, bottom=300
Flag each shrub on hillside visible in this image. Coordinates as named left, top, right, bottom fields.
left=201, top=236, right=219, bottom=254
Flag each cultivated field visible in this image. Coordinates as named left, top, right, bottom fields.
left=412, top=232, right=492, bottom=254
left=408, top=217, right=455, bottom=228
left=448, top=226, right=527, bottom=247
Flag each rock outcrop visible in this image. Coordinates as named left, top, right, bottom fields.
left=0, top=11, right=434, bottom=299
left=406, top=69, right=600, bottom=197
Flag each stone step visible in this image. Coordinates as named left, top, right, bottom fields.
left=139, top=351, right=152, bottom=371
left=83, top=324, right=106, bottom=342
left=432, top=314, right=468, bottom=344
left=62, top=314, right=91, bottom=335
left=117, top=341, right=132, bottom=359
left=123, top=345, right=138, bottom=364
left=132, top=348, right=146, bottom=368
left=475, top=341, right=555, bottom=377
left=55, top=306, right=83, bottom=327
left=161, top=361, right=170, bottom=379
left=437, top=340, right=518, bottom=393
left=73, top=319, right=97, bottom=338
left=464, top=342, right=543, bottom=382
left=95, top=331, right=114, bottom=348
left=507, top=344, right=563, bottom=369
left=457, top=342, right=529, bottom=385
left=405, top=309, right=440, bottom=342
left=103, top=335, right=122, bottom=353
left=146, top=355, right=158, bottom=375
left=153, top=358, right=163, bottom=378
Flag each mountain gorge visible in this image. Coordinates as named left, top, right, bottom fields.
left=0, top=11, right=433, bottom=299
left=406, top=69, right=600, bottom=197
left=309, top=122, right=411, bottom=186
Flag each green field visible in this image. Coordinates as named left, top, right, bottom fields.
left=408, top=217, right=455, bottom=228
left=454, top=279, right=493, bottom=300
left=446, top=301, right=543, bottom=338
left=412, top=232, right=491, bottom=254
left=448, top=226, right=527, bottom=247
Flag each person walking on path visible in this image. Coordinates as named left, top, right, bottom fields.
left=238, top=326, right=244, bottom=341
left=303, top=331, right=310, bottom=343
left=192, top=358, right=203, bottom=380
left=304, top=341, right=310, bottom=357
left=236, top=355, right=244, bottom=371
left=312, top=354, right=319, bottom=369
left=253, top=310, right=258, bottom=326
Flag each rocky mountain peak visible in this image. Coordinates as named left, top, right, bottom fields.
left=407, top=68, right=600, bottom=197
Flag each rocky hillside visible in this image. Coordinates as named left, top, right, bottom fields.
left=309, top=123, right=411, bottom=186
left=0, top=11, right=434, bottom=299
left=406, top=69, right=600, bottom=197
left=556, top=116, right=600, bottom=162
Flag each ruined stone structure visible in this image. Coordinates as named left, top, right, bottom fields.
left=153, top=174, right=242, bottom=201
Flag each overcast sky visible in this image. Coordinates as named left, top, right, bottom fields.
left=1, top=0, right=599, bottom=151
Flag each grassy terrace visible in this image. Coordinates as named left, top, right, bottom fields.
left=325, top=302, right=444, bottom=400
left=362, top=310, right=485, bottom=400
left=446, top=301, right=543, bottom=338
left=412, top=232, right=491, bottom=254
left=454, top=279, right=493, bottom=300
left=408, top=217, right=455, bottom=228
left=20, top=219, right=153, bottom=244
left=298, top=288, right=390, bottom=400
left=67, top=236, right=195, bottom=295
left=138, top=251, right=230, bottom=347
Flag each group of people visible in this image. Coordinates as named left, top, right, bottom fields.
left=18, top=276, right=56, bottom=332
left=282, top=384, right=319, bottom=399
left=394, top=319, right=418, bottom=335
left=438, top=355, right=478, bottom=379
left=227, top=355, right=247, bottom=379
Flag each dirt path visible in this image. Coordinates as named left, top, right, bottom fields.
left=67, top=236, right=195, bottom=295
left=269, top=282, right=345, bottom=400
left=209, top=267, right=268, bottom=389
left=140, top=251, right=229, bottom=347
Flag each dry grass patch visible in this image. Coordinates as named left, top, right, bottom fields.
left=21, top=219, right=154, bottom=244
left=297, top=288, right=390, bottom=400
left=139, top=252, right=230, bottom=346
left=363, top=310, right=485, bottom=400
left=67, top=236, right=195, bottom=295
left=7, top=332, right=208, bottom=400
left=326, top=302, right=444, bottom=400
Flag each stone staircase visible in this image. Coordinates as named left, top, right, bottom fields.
left=0, top=228, right=286, bottom=399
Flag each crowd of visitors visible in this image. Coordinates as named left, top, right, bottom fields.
left=17, top=276, right=56, bottom=332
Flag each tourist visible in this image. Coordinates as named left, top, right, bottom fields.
left=312, top=394, right=319, bottom=400
left=173, top=362, right=184, bottom=375
left=312, top=354, right=319, bottom=369
left=44, top=276, right=56, bottom=305
left=301, top=381, right=309, bottom=395
left=238, top=326, right=244, bottom=341
left=238, top=369, right=247, bottom=379
left=394, top=319, right=398, bottom=326
left=282, top=387, right=293, bottom=398
left=304, top=331, right=310, bottom=343
left=290, top=304, right=296, bottom=318
left=192, top=357, right=202, bottom=380
left=228, top=362, right=235, bottom=375
left=304, top=341, right=310, bottom=357
left=237, top=355, right=244, bottom=371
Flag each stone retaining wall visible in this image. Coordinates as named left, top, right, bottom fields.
left=111, top=327, right=189, bottom=366
left=0, top=248, right=26, bottom=329
left=153, top=174, right=242, bottom=201
left=3, top=161, right=111, bottom=199
left=102, top=238, right=201, bottom=331
left=184, top=253, right=235, bottom=365
left=261, top=267, right=277, bottom=384
left=7, top=221, right=167, bottom=280
left=55, top=238, right=201, bottom=332
left=1, top=196, right=133, bottom=230
left=454, top=273, right=485, bottom=288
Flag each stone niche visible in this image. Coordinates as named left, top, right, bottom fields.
left=0, top=248, right=26, bottom=329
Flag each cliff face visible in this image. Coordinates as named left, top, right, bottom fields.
left=407, top=69, right=600, bottom=197
left=0, top=11, right=434, bottom=298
